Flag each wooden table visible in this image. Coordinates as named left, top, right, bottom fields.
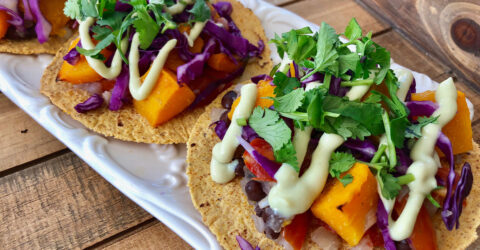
left=1, top=0, right=478, bottom=249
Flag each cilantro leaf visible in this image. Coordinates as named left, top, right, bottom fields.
left=188, top=0, right=211, bottom=23
left=340, top=174, right=354, bottom=186
left=307, top=92, right=327, bottom=128
left=329, top=152, right=355, bottom=179
left=312, top=22, right=339, bottom=75
left=405, top=116, right=439, bottom=139
left=64, top=0, right=82, bottom=19
left=333, top=117, right=371, bottom=140
left=390, top=116, right=409, bottom=148
left=275, top=141, right=298, bottom=171
left=270, top=27, right=315, bottom=60
left=377, top=170, right=401, bottom=200
left=344, top=18, right=362, bottom=41
left=363, top=92, right=382, bottom=104
left=323, top=95, right=384, bottom=135
left=338, top=53, right=360, bottom=75
left=272, top=72, right=301, bottom=97
left=128, top=0, right=160, bottom=49
left=273, top=88, right=305, bottom=113
left=249, top=107, right=298, bottom=171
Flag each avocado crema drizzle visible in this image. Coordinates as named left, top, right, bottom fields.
left=78, top=0, right=206, bottom=101
left=210, top=53, right=458, bottom=241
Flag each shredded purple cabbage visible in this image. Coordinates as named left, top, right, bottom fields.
left=213, top=120, right=228, bottom=140
left=138, top=50, right=156, bottom=76
left=21, top=0, right=33, bottom=20
left=329, top=76, right=347, bottom=97
left=164, top=29, right=194, bottom=61
left=344, top=138, right=376, bottom=161
left=177, top=38, right=217, bottom=84
left=395, top=148, right=412, bottom=176
left=236, top=235, right=260, bottom=250
left=251, top=74, right=272, bottom=84
left=406, top=101, right=438, bottom=118
left=203, top=20, right=262, bottom=59
left=212, top=1, right=241, bottom=36
left=63, top=40, right=82, bottom=65
left=237, top=136, right=280, bottom=178
left=438, top=132, right=474, bottom=230
left=115, top=1, right=133, bottom=12
left=0, top=0, right=25, bottom=34
left=242, top=125, right=259, bottom=142
left=405, top=78, right=416, bottom=102
left=301, top=69, right=324, bottom=85
left=109, top=65, right=130, bottom=111
left=376, top=201, right=397, bottom=250
left=75, top=94, right=104, bottom=113
left=27, top=0, right=51, bottom=43
left=188, top=60, right=246, bottom=109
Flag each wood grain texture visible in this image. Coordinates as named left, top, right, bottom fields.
left=97, top=220, right=193, bottom=250
left=0, top=94, right=66, bottom=172
left=356, top=0, right=480, bottom=90
left=0, top=152, right=152, bottom=249
left=285, top=0, right=389, bottom=34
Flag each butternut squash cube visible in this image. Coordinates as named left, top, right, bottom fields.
left=134, top=69, right=195, bottom=127
left=228, top=79, right=275, bottom=119
left=411, top=90, right=472, bottom=155
left=311, top=163, right=378, bottom=246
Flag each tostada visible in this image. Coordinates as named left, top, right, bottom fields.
left=41, top=0, right=271, bottom=144
left=187, top=18, right=479, bottom=249
left=0, top=0, right=73, bottom=54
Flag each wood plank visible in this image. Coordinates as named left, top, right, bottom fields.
left=97, top=220, right=193, bottom=250
left=0, top=152, right=152, bottom=249
left=357, top=0, right=480, bottom=88
left=0, top=94, right=66, bottom=172
left=284, top=0, right=389, bottom=34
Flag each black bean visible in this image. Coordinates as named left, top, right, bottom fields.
left=221, top=91, right=238, bottom=109
left=220, top=110, right=230, bottom=123
left=265, top=227, right=280, bottom=240
left=234, top=160, right=245, bottom=177
left=245, top=180, right=266, bottom=201
left=395, top=240, right=412, bottom=250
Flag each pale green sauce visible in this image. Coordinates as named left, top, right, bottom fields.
left=388, top=77, right=457, bottom=240
left=211, top=83, right=258, bottom=183
left=128, top=33, right=178, bottom=101
left=394, top=69, right=414, bottom=101
left=186, top=21, right=207, bottom=47
left=79, top=17, right=128, bottom=80
left=165, top=0, right=195, bottom=15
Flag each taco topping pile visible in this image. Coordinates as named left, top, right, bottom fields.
left=59, top=0, right=264, bottom=127
left=0, top=0, right=70, bottom=43
left=210, top=18, right=474, bottom=249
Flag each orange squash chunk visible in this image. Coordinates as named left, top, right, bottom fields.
left=0, top=10, right=10, bottom=39
left=228, top=79, right=275, bottom=119
left=134, top=69, right=196, bottom=127
left=38, top=0, right=70, bottom=36
left=411, top=90, right=472, bottom=155
left=207, top=53, right=239, bottom=73
left=311, top=163, right=378, bottom=246
left=58, top=38, right=113, bottom=84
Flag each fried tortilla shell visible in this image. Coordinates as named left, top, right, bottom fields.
left=41, top=0, right=272, bottom=144
left=186, top=86, right=480, bottom=249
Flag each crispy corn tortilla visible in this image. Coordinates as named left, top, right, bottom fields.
left=186, top=87, right=480, bottom=249
left=0, top=35, right=70, bottom=55
left=41, top=0, right=272, bottom=144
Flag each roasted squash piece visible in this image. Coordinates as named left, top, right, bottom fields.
left=39, top=0, right=71, bottom=36
left=311, top=163, right=378, bottom=246
left=58, top=38, right=113, bottom=84
left=134, top=69, right=195, bottom=127
left=411, top=90, right=472, bottom=155
left=0, top=10, right=10, bottom=39
left=228, top=79, right=275, bottom=119
left=207, top=53, right=239, bottom=73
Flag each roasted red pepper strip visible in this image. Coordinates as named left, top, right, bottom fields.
left=242, top=138, right=276, bottom=182
left=283, top=212, right=309, bottom=250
